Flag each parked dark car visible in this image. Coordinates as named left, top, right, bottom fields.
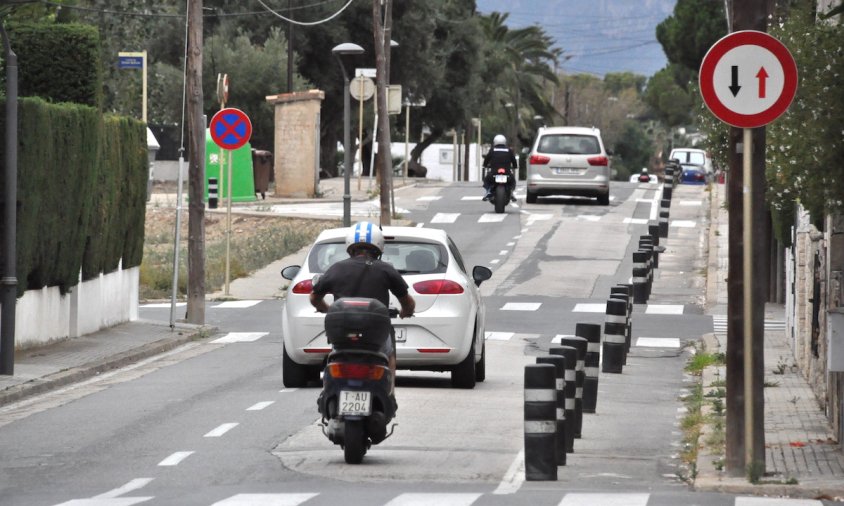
left=679, top=164, right=708, bottom=185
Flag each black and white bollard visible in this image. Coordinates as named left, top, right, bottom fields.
left=602, top=299, right=627, bottom=374
left=610, top=286, right=632, bottom=356
left=641, top=234, right=657, bottom=270
left=576, top=323, right=601, bottom=414
left=208, top=177, right=219, bottom=209
left=632, top=251, right=649, bottom=304
left=639, top=240, right=654, bottom=295
left=558, top=336, right=587, bottom=438
left=663, top=168, right=674, bottom=200
left=549, top=346, right=577, bottom=453
left=536, top=355, right=567, bottom=465
left=524, top=364, right=558, bottom=480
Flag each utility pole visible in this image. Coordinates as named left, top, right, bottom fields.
left=725, top=0, right=770, bottom=477
left=186, top=0, right=206, bottom=324
left=373, top=0, right=393, bottom=225
left=286, top=0, right=294, bottom=93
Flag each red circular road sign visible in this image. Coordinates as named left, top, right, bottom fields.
left=210, top=108, right=252, bottom=150
left=699, top=30, right=798, bottom=128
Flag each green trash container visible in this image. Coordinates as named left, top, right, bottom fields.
left=205, top=129, right=256, bottom=203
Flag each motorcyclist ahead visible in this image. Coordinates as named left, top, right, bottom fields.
left=638, top=167, right=651, bottom=183
left=483, top=134, right=518, bottom=202
left=309, top=221, right=416, bottom=397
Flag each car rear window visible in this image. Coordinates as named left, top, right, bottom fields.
left=537, top=134, right=600, bottom=155
left=308, top=240, right=447, bottom=274
left=674, top=151, right=706, bottom=165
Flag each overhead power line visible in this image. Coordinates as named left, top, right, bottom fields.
left=256, top=0, right=355, bottom=25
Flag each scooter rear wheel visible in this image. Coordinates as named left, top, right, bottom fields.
left=343, top=419, right=367, bottom=464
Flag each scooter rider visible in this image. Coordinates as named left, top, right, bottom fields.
left=482, top=134, right=518, bottom=202
left=309, top=221, right=416, bottom=398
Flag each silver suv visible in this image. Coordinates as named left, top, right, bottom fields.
left=525, top=126, right=611, bottom=205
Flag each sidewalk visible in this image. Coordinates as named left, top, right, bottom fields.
left=693, top=182, right=844, bottom=499
left=0, top=176, right=420, bottom=406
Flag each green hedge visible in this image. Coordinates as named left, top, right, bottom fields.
left=0, top=98, right=147, bottom=297
left=0, top=22, right=102, bottom=107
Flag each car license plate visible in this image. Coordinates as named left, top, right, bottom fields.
left=494, top=174, right=508, bottom=183
left=339, top=390, right=371, bottom=416
left=395, top=327, right=406, bottom=343
left=553, top=167, right=580, bottom=175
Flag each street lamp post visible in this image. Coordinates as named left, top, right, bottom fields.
left=332, top=42, right=364, bottom=227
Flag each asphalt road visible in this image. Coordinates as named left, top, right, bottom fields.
left=0, top=181, right=830, bottom=506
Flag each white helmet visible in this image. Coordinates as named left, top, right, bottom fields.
left=345, top=221, right=385, bottom=255
left=493, top=134, right=506, bottom=146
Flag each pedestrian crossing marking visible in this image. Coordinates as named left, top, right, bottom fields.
left=559, top=493, right=650, bottom=506
left=670, top=220, right=697, bottom=228
left=479, top=213, right=507, bottom=223
left=430, top=213, right=460, bottom=223
left=210, top=493, right=319, bottom=506
left=501, top=302, right=542, bottom=311
left=485, top=332, right=514, bottom=341
left=158, top=451, right=194, bottom=467
left=735, top=498, right=823, bottom=506
left=623, top=218, right=649, bottom=224
left=211, top=332, right=268, bottom=344
left=461, top=195, right=483, bottom=201
left=636, top=337, right=681, bottom=348
left=645, top=305, right=684, bottom=315
left=573, top=303, right=606, bottom=313
left=680, top=200, right=703, bottom=206
left=214, top=300, right=261, bottom=309
left=416, top=196, right=441, bottom=201
left=384, top=494, right=482, bottom=506
left=577, top=214, right=602, bottom=222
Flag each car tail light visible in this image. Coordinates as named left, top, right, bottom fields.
left=327, top=362, right=386, bottom=380
left=413, top=279, right=464, bottom=294
left=587, top=155, right=609, bottom=166
left=696, top=173, right=705, bottom=181
left=529, top=154, right=551, bottom=165
left=291, top=279, right=313, bottom=294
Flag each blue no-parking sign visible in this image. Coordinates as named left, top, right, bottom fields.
left=209, top=108, right=252, bottom=150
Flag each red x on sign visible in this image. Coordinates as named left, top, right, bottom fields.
left=210, top=108, right=252, bottom=150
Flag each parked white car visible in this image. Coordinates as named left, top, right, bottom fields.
left=280, top=226, right=493, bottom=389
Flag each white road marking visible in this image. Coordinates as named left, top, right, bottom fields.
left=513, top=235, right=522, bottom=239
left=479, top=213, right=507, bottom=223
left=279, top=388, right=298, bottom=393
left=493, top=449, right=525, bottom=495
left=158, top=451, right=194, bottom=466
left=489, top=259, right=500, bottom=265
left=93, top=478, right=154, bottom=499
left=431, top=213, right=460, bottom=223
left=485, top=332, right=514, bottom=341
left=551, top=334, right=578, bottom=344
left=416, top=223, right=425, bottom=228
left=140, top=303, right=184, bottom=308
left=636, top=198, right=653, bottom=203
left=246, top=401, right=275, bottom=411
left=461, top=195, right=483, bottom=201
left=210, top=493, right=319, bottom=506
left=670, top=220, right=697, bottom=228
left=636, top=337, right=681, bottom=348
left=384, top=493, right=482, bottom=506
left=214, top=300, right=261, bottom=309
left=576, top=215, right=601, bottom=222
left=623, top=218, right=649, bottom=225
left=645, top=305, right=684, bottom=315
left=679, top=200, right=703, bottom=206
left=501, top=302, right=542, bottom=311
left=499, top=250, right=509, bottom=256
left=416, top=196, right=441, bottom=201
left=559, top=493, right=649, bottom=506
left=526, top=213, right=552, bottom=225
left=572, top=303, right=606, bottom=313
left=211, top=332, right=268, bottom=344
left=506, top=242, right=515, bottom=246
left=56, top=496, right=153, bottom=505
left=204, top=423, right=239, bottom=438
left=735, top=498, right=823, bottom=506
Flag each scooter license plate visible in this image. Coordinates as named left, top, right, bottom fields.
left=339, top=390, right=371, bottom=416
left=494, top=174, right=509, bottom=183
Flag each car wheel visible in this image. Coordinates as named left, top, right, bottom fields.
left=526, top=191, right=537, bottom=204
left=282, top=344, right=310, bottom=388
left=451, top=343, right=476, bottom=389
left=475, top=341, right=486, bottom=383
left=597, top=192, right=610, bottom=206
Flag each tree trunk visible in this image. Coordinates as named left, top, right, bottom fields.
left=186, top=0, right=205, bottom=324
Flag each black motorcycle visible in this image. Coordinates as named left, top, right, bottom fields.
left=318, top=298, right=397, bottom=464
left=488, top=167, right=514, bottom=213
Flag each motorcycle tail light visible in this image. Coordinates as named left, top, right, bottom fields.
left=413, top=279, right=464, bottom=294
left=529, top=154, right=550, bottom=165
left=291, top=279, right=313, bottom=294
left=328, top=363, right=386, bottom=380
left=587, top=155, right=609, bottom=166
left=497, top=168, right=507, bottom=174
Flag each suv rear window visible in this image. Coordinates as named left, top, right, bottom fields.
left=673, top=151, right=706, bottom=165
left=308, top=240, right=447, bottom=275
left=537, top=134, right=600, bottom=155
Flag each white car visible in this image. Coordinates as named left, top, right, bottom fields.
left=280, top=226, right=493, bottom=389
left=669, top=148, right=714, bottom=176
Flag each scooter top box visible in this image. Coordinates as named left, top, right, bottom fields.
left=325, top=297, right=392, bottom=348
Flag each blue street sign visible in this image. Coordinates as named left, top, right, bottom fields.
left=118, top=55, right=144, bottom=69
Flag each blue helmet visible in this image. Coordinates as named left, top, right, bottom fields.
left=345, top=221, right=385, bottom=255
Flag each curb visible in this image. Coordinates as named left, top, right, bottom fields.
left=0, top=322, right=214, bottom=407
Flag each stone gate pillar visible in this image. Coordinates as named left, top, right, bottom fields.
left=265, top=90, right=324, bottom=197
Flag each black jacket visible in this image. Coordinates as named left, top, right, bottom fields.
left=483, top=145, right=518, bottom=172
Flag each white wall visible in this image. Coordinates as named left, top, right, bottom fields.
left=0, top=267, right=140, bottom=348
left=392, top=142, right=485, bottom=183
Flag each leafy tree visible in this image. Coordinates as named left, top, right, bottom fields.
left=644, top=66, right=692, bottom=127
left=655, top=0, right=727, bottom=73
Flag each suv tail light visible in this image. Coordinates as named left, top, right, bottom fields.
left=529, top=154, right=551, bottom=165
left=587, top=155, right=609, bottom=166
left=413, top=279, right=464, bottom=294
left=291, top=279, right=313, bottom=294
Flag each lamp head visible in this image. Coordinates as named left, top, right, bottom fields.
left=332, top=42, right=364, bottom=56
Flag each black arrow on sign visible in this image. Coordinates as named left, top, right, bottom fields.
left=729, top=65, right=741, bottom=97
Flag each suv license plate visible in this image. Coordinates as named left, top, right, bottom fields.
left=339, top=390, right=371, bottom=416
left=494, top=174, right=509, bottom=183
left=395, top=328, right=406, bottom=343
left=553, top=167, right=580, bottom=175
